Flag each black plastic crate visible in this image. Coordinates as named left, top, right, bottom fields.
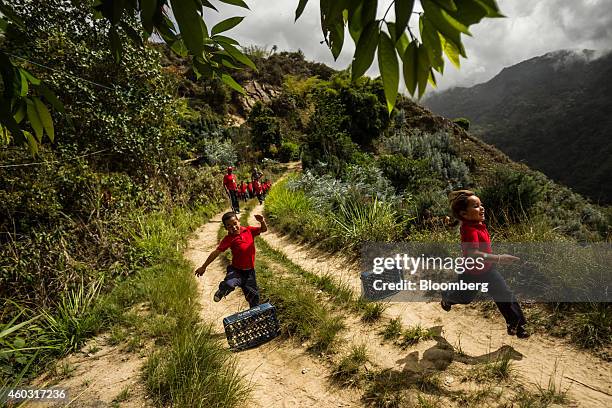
left=360, top=268, right=403, bottom=300
left=222, top=302, right=280, bottom=351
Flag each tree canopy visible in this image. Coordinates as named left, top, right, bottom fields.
left=0, top=0, right=503, bottom=154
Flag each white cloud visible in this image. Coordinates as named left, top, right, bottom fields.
left=203, top=0, right=612, bottom=91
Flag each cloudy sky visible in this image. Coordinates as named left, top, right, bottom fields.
left=205, top=0, right=612, bottom=92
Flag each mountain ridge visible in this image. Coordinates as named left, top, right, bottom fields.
left=424, top=49, right=612, bottom=204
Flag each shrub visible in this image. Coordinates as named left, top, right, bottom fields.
left=247, top=102, right=282, bottom=155
left=278, top=141, right=300, bottom=162
left=479, top=167, right=544, bottom=225
left=453, top=117, right=470, bottom=131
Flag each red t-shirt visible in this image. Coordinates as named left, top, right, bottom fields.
left=253, top=179, right=261, bottom=193
left=223, top=174, right=237, bottom=191
left=247, top=182, right=253, bottom=192
left=216, top=226, right=261, bottom=270
left=460, top=221, right=493, bottom=275
left=240, top=183, right=247, bottom=193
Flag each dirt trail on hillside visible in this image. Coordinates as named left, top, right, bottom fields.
left=185, top=209, right=361, bottom=408
left=251, top=209, right=612, bottom=407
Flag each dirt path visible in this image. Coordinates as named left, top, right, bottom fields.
left=27, top=334, right=151, bottom=408
left=185, top=209, right=362, bottom=408
left=252, top=209, right=612, bottom=407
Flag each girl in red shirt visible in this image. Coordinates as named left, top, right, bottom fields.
left=441, top=190, right=529, bottom=338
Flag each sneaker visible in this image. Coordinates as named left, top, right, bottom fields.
left=507, top=324, right=530, bottom=338
left=516, top=326, right=530, bottom=339
left=440, top=300, right=451, bottom=312
left=214, top=289, right=223, bottom=302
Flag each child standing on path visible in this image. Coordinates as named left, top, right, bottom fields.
left=223, top=167, right=240, bottom=214
left=195, top=212, right=267, bottom=308
left=441, top=190, right=530, bottom=338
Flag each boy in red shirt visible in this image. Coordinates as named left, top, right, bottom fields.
left=223, top=167, right=240, bottom=214
left=239, top=181, right=248, bottom=202
left=441, top=190, right=529, bottom=338
left=195, top=212, right=267, bottom=308
left=247, top=181, right=253, bottom=199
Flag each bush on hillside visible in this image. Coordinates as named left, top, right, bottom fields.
left=479, top=168, right=544, bottom=225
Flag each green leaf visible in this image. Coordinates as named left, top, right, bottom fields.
left=422, top=0, right=470, bottom=47
left=170, top=0, right=206, bottom=56
left=395, top=31, right=410, bottom=56
left=13, top=102, right=25, bottom=123
left=23, top=130, right=38, bottom=156
left=420, top=15, right=444, bottom=73
left=33, top=97, right=54, bottom=142
left=320, top=0, right=349, bottom=60
left=219, top=42, right=256, bottom=69
left=193, top=56, right=213, bottom=79
left=475, top=0, right=505, bottom=17
left=440, top=33, right=460, bottom=68
left=360, top=0, right=377, bottom=27
left=351, top=20, right=379, bottom=80
left=20, top=69, right=40, bottom=86
left=218, top=0, right=249, bottom=9
left=0, top=101, right=25, bottom=143
left=221, top=73, right=245, bottom=94
left=428, top=68, right=437, bottom=87
left=13, top=337, right=25, bottom=349
left=211, top=16, right=244, bottom=36
left=0, top=315, right=40, bottom=340
left=347, top=2, right=364, bottom=43
left=211, top=35, right=239, bottom=45
left=201, top=0, right=218, bottom=11
left=26, top=99, right=43, bottom=143
left=295, top=0, right=309, bottom=21
left=416, top=44, right=431, bottom=98
left=139, top=0, right=156, bottom=33
left=402, top=41, right=418, bottom=95
left=377, top=31, right=399, bottom=113
left=432, top=0, right=457, bottom=12
left=422, top=0, right=467, bottom=57
left=394, top=0, right=415, bottom=39
left=170, top=39, right=189, bottom=57
left=447, top=0, right=488, bottom=26
left=18, top=70, right=28, bottom=97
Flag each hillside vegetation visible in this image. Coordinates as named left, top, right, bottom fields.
left=1, top=2, right=610, bottom=400
left=424, top=49, right=612, bottom=205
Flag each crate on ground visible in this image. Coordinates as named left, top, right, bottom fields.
left=223, top=302, right=280, bottom=351
left=360, top=267, right=403, bottom=301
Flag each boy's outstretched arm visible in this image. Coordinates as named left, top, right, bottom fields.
left=195, top=249, right=222, bottom=276
left=254, top=214, right=267, bottom=233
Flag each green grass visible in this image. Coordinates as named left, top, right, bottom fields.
left=381, top=317, right=402, bottom=340
left=145, top=325, right=249, bottom=408
left=468, top=353, right=515, bottom=383
left=255, top=260, right=345, bottom=354
left=330, top=344, right=369, bottom=387
left=400, top=325, right=434, bottom=347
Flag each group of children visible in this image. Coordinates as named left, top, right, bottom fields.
left=237, top=178, right=271, bottom=204
left=197, top=186, right=530, bottom=340
left=222, top=166, right=272, bottom=214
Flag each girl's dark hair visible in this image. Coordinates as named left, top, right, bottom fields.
left=222, top=212, right=238, bottom=227
left=449, top=190, right=475, bottom=221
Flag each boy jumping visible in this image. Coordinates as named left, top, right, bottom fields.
left=195, top=212, right=267, bottom=308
